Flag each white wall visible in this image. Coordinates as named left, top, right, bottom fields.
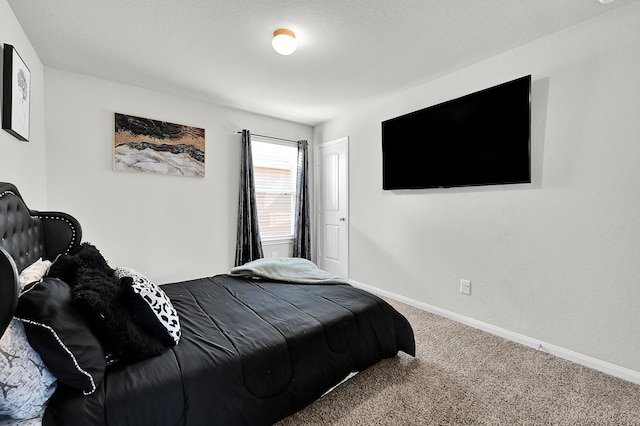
left=0, top=0, right=47, bottom=205
left=44, top=68, right=312, bottom=284
left=315, top=2, right=640, bottom=372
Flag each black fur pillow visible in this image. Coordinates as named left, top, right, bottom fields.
left=48, top=243, right=116, bottom=287
left=48, top=243, right=168, bottom=364
left=72, top=273, right=167, bottom=364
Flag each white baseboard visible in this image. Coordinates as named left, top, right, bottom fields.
left=349, top=279, right=640, bottom=385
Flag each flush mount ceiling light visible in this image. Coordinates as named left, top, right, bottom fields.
left=272, top=28, right=297, bottom=55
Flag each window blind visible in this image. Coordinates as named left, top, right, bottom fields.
left=251, top=139, right=298, bottom=240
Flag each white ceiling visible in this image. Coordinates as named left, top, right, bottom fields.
left=7, top=0, right=633, bottom=126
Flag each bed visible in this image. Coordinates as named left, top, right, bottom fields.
left=0, top=182, right=415, bottom=425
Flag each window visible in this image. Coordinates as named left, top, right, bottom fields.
left=251, top=137, right=298, bottom=241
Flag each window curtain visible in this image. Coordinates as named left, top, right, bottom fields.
left=292, top=140, right=311, bottom=259
left=235, top=130, right=263, bottom=266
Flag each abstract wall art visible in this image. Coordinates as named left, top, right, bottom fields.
left=114, top=113, right=205, bottom=177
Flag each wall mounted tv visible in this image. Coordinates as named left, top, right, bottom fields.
left=382, top=75, right=531, bottom=190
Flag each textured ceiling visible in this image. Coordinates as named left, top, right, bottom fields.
left=7, top=0, right=634, bottom=125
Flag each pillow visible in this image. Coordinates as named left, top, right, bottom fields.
left=114, top=266, right=181, bottom=347
left=47, top=242, right=114, bottom=288
left=14, top=277, right=105, bottom=395
left=18, top=258, right=52, bottom=290
left=71, top=270, right=168, bottom=364
left=0, top=320, right=57, bottom=420
left=45, top=243, right=170, bottom=364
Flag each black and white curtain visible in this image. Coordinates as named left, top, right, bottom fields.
left=292, top=140, right=311, bottom=259
left=234, top=130, right=263, bottom=266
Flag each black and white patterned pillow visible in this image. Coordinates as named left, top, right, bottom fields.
left=0, top=320, right=57, bottom=420
left=114, top=267, right=181, bottom=346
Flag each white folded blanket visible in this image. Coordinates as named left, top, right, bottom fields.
left=229, top=257, right=348, bottom=285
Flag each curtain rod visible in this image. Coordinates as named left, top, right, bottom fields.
left=234, top=130, right=298, bottom=144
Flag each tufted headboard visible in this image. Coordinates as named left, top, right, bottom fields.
left=0, top=182, right=82, bottom=336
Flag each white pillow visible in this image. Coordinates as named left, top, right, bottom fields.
left=0, top=320, right=57, bottom=420
left=18, top=258, right=52, bottom=290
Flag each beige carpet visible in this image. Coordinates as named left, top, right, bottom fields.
left=276, top=299, right=640, bottom=425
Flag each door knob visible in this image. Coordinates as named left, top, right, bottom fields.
left=339, top=217, right=346, bottom=221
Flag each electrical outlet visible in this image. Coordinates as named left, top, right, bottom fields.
left=271, top=251, right=278, bottom=257
left=460, top=279, right=471, bottom=295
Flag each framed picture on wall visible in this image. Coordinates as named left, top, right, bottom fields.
left=2, top=44, right=31, bottom=142
left=114, top=113, right=205, bottom=177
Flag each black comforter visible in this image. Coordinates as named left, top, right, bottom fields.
left=44, top=274, right=415, bottom=425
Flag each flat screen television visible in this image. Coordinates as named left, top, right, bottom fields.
left=382, top=75, right=531, bottom=190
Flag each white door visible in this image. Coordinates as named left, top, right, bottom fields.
left=317, top=137, right=349, bottom=279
